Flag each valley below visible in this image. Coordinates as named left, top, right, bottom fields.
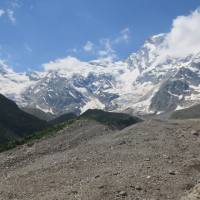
left=1, top=118, right=200, bottom=200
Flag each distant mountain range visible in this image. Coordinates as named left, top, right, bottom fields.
left=1, top=33, right=200, bottom=115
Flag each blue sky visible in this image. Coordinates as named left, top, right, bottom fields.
left=0, top=0, right=199, bottom=72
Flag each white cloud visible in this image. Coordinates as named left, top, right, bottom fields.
left=79, top=28, right=132, bottom=60
left=0, top=0, right=19, bottom=24
left=42, top=56, right=87, bottom=71
left=83, top=41, right=94, bottom=52
left=98, top=39, right=117, bottom=60
left=0, top=8, right=17, bottom=23
left=157, top=8, right=200, bottom=62
left=7, top=9, right=16, bottom=23
left=43, top=27, right=132, bottom=71
left=0, top=9, right=5, bottom=17
left=97, top=28, right=131, bottom=60
left=114, top=28, right=131, bottom=44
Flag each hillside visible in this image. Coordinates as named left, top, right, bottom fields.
left=171, top=104, right=200, bottom=119
left=0, top=94, right=47, bottom=144
left=0, top=108, right=141, bottom=152
left=21, top=107, right=55, bottom=121
left=80, top=109, right=142, bottom=129
left=1, top=118, right=200, bottom=199
left=48, top=112, right=77, bottom=125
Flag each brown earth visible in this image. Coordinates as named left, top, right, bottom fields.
left=0, top=119, right=200, bottom=200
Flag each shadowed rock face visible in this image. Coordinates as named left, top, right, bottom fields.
left=150, top=79, right=190, bottom=112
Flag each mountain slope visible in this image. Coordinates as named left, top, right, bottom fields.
left=21, top=107, right=55, bottom=121
left=80, top=109, right=142, bottom=130
left=0, top=94, right=47, bottom=144
left=171, top=104, right=200, bottom=119
left=1, top=118, right=200, bottom=199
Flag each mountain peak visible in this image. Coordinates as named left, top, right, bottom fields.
left=0, top=32, right=200, bottom=115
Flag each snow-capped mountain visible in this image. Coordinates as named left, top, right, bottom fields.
left=0, top=61, right=34, bottom=105
left=1, top=33, right=200, bottom=115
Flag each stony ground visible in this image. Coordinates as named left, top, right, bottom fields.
left=0, top=119, right=200, bottom=200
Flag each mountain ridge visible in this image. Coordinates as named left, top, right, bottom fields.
left=1, top=33, right=200, bottom=115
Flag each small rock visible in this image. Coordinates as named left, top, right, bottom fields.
left=168, top=160, right=173, bottom=164
left=27, top=142, right=34, bottom=147
left=94, top=175, right=100, bottom=179
left=69, top=190, right=78, bottom=195
left=118, top=191, right=127, bottom=196
left=163, top=154, right=170, bottom=159
left=135, top=186, right=142, bottom=190
left=98, top=185, right=105, bottom=189
left=169, top=170, right=176, bottom=175
left=117, top=140, right=127, bottom=145
left=113, top=172, right=120, bottom=176
left=49, top=180, right=55, bottom=184
left=191, top=130, right=199, bottom=136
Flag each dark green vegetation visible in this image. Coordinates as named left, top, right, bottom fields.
left=21, top=107, right=55, bottom=121
left=0, top=94, right=47, bottom=145
left=171, top=104, right=200, bottom=119
left=0, top=95, right=141, bottom=153
left=0, top=94, right=78, bottom=152
left=0, top=119, right=76, bottom=152
left=49, top=113, right=77, bottom=125
left=80, top=109, right=142, bottom=130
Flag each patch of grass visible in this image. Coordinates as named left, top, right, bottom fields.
left=0, top=119, right=76, bottom=153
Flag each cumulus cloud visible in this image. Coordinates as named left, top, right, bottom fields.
left=0, top=0, right=20, bottom=24
left=81, top=28, right=132, bottom=60
left=114, top=27, right=131, bottom=44
left=97, top=38, right=117, bottom=60
left=0, top=9, right=5, bottom=17
left=83, top=41, right=94, bottom=52
left=0, top=8, right=16, bottom=23
left=42, top=56, right=87, bottom=71
left=43, top=28, right=132, bottom=71
left=157, top=8, right=200, bottom=62
left=97, top=28, right=131, bottom=60
left=7, top=9, right=16, bottom=23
